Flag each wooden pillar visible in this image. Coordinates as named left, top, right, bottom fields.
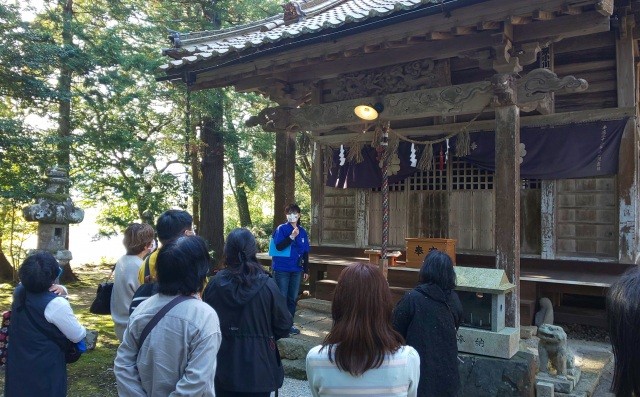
left=492, top=73, right=521, bottom=328
left=540, top=181, right=556, bottom=259
left=273, top=129, right=296, bottom=229
left=355, top=189, right=368, bottom=248
left=616, top=15, right=639, bottom=263
left=310, top=140, right=324, bottom=246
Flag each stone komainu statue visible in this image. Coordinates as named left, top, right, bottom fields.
left=537, top=324, right=575, bottom=377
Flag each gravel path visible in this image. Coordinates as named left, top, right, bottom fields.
left=272, top=377, right=311, bottom=397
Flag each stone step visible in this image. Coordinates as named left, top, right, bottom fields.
left=297, top=298, right=331, bottom=314
left=278, top=298, right=333, bottom=380
left=282, top=358, right=307, bottom=380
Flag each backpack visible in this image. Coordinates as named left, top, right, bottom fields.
left=0, top=310, right=10, bottom=367
left=129, top=255, right=158, bottom=315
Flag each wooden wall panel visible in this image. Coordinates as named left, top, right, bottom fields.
left=521, top=189, right=542, bottom=255
left=556, top=177, right=617, bottom=258
left=474, top=190, right=495, bottom=252
left=321, top=188, right=357, bottom=245
left=368, top=191, right=407, bottom=248
left=406, top=191, right=448, bottom=238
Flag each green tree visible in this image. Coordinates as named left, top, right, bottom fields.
left=0, top=2, right=59, bottom=280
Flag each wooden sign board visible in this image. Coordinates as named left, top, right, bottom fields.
left=405, top=238, right=456, bottom=268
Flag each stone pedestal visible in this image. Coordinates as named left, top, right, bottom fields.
left=457, top=326, right=520, bottom=359
left=535, top=368, right=582, bottom=394
left=458, top=350, right=537, bottom=397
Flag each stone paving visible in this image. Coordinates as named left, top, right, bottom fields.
left=277, top=298, right=615, bottom=397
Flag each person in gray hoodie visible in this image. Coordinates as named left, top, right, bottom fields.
left=204, top=228, right=292, bottom=397
left=392, top=250, right=463, bottom=397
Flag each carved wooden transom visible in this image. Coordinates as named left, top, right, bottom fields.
left=333, top=59, right=451, bottom=101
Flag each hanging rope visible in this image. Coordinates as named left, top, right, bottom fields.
left=346, top=140, right=364, bottom=163
left=387, top=103, right=490, bottom=157
left=380, top=122, right=390, bottom=262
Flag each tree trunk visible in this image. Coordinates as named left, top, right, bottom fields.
left=0, top=247, right=16, bottom=282
left=190, top=123, right=201, bottom=233
left=57, top=0, right=73, bottom=170
left=56, top=0, right=79, bottom=283
left=199, top=99, right=224, bottom=262
left=273, top=130, right=296, bottom=229
left=226, top=120, right=252, bottom=227
left=233, top=163, right=252, bottom=227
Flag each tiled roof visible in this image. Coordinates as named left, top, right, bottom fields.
left=159, top=0, right=442, bottom=72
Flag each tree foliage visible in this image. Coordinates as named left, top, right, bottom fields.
left=0, top=0, right=311, bottom=274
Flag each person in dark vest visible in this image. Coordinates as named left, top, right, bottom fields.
left=607, top=266, right=640, bottom=397
left=392, top=250, right=463, bottom=397
left=204, top=228, right=292, bottom=397
left=4, top=252, right=86, bottom=397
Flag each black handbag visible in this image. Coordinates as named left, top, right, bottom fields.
left=89, top=267, right=114, bottom=315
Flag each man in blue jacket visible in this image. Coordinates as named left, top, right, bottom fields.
left=272, top=203, right=310, bottom=335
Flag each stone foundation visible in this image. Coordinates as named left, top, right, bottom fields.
left=458, top=350, right=537, bottom=397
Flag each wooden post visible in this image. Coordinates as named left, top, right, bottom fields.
left=540, top=181, right=556, bottom=259
left=616, top=16, right=639, bottom=263
left=492, top=73, right=521, bottom=328
left=310, top=140, right=324, bottom=246
left=273, top=129, right=296, bottom=229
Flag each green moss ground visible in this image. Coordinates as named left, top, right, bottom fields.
left=0, top=262, right=119, bottom=396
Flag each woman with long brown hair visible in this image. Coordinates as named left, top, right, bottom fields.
left=306, top=263, right=419, bottom=397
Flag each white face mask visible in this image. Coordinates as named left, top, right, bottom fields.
left=286, top=213, right=299, bottom=223
left=149, top=239, right=157, bottom=252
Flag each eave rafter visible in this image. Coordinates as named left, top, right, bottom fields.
left=176, top=0, right=612, bottom=92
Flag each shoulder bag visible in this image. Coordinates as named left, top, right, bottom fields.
left=268, top=228, right=292, bottom=257
left=89, top=266, right=115, bottom=315
left=137, top=295, right=195, bottom=348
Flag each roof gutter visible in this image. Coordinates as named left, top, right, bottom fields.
left=157, top=0, right=491, bottom=84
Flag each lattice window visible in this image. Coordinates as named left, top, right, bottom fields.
left=451, top=160, right=493, bottom=190
left=372, top=180, right=405, bottom=192
left=407, top=166, right=448, bottom=191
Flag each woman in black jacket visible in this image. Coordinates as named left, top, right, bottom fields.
left=392, top=250, right=463, bottom=397
left=203, top=228, right=292, bottom=397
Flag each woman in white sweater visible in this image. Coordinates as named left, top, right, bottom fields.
left=110, top=223, right=155, bottom=341
left=306, top=262, right=420, bottom=397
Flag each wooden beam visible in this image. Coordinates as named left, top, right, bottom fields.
left=532, top=10, right=555, bottom=20
left=595, top=0, right=614, bottom=16
left=553, top=31, right=614, bottom=54
left=231, top=31, right=499, bottom=91
left=513, top=11, right=611, bottom=42
left=427, top=31, right=454, bottom=40
left=508, top=15, right=531, bottom=25
left=561, top=5, right=582, bottom=15
left=477, top=21, right=502, bottom=30
left=313, top=107, right=635, bottom=144
left=451, top=26, right=476, bottom=36
left=283, top=81, right=493, bottom=131
left=189, top=0, right=604, bottom=91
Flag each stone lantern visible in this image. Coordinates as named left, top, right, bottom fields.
left=22, top=167, right=84, bottom=270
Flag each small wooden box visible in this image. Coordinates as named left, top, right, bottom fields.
left=405, top=238, right=456, bottom=268
left=364, top=249, right=402, bottom=267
